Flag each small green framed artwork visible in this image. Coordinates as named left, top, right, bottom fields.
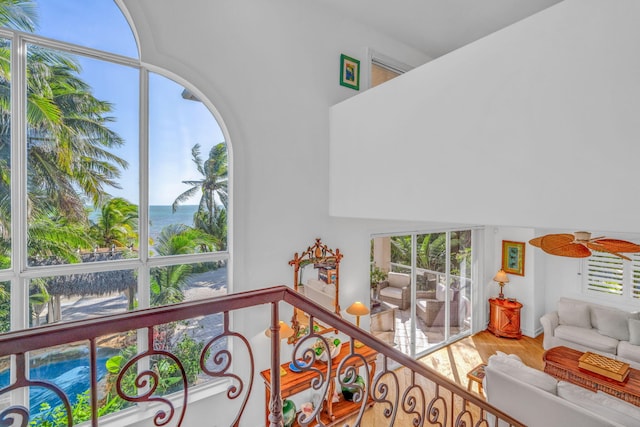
left=502, top=240, right=525, bottom=276
left=340, top=54, right=360, bottom=90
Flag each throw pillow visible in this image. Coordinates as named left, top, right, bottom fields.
left=557, top=299, right=591, bottom=329
left=592, top=307, right=631, bottom=341
left=489, top=352, right=523, bottom=368
left=495, top=351, right=523, bottom=364
left=629, top=318, right=640, bottom=345
left=388, top=272, right=410, bottom=288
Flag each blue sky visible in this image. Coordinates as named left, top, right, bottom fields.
left=34, top=0, right=225, bottom=205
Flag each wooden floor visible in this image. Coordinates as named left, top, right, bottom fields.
left=342, top=330, right=545, bottom=426
left=419, top=330, right=545, bottom=390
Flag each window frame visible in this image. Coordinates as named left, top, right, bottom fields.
left=366, top=49, right=413, bottom=89
left=0, top=28, right=231, bottom=331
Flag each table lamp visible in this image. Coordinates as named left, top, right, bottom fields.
left=346, top=301, right=370, bottom=328
left=264, top=320, right=294, bottom=339
left=493, top=269, right=509, bottom=299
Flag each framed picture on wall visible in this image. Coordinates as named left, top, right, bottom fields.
left=340, top=54, right=360, bottom=90
left=502, top=240, right=525, bottom=276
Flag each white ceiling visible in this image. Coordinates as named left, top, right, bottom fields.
left=317, top=0, right=563, bottom=58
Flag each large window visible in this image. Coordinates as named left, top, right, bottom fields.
left=0, top=1, right=229, bottom=423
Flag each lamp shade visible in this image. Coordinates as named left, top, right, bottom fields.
left=493, top=269, right=509, bottom=283
left=265, top=320, right=294, bottom=339
left=346, top=301, right=370, bottom=316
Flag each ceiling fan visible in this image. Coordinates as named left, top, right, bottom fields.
left=529, top=231, right=640, bottom=260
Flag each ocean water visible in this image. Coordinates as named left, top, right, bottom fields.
left=89, top=204, right=198, bottom=242
left=149, top=205, right=198, bottom=241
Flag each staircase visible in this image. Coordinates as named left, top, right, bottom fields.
left=0, top=285, right=523, bottom=426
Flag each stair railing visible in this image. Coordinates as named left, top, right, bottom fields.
left=0, top=285, right=523, bottom=426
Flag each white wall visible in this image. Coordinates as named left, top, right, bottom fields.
left=329, top=0, right=640, bottom=234
left=120, top=1, right=431, bottom=425
left=114, top=1, right=640, bottom=425
left=489, top=227, right=539, bottom=337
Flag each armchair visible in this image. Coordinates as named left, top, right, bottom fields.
left=416, top=283, right=460, bottom=327
left=378, top=272, right=411, bottom=310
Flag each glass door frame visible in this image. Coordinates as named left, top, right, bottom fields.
left=371, top=228, right=481, bottom=359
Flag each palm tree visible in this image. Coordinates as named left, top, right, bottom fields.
left=172, top=142, right=227, bottom=240
left=193, top=204, right=227, bottom=251
left=150, top=224, right=214, bottom=306
left=25, top=44, right=128, bottom=219
left=0, top=31, right=128, bottom=263
left=0, top=0, right=37, bottom=33
left=90, top=197, right=138, bottom=248
left=417, top=233, right=447, bottom=272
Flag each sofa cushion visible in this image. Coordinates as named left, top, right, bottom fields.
left=558, top=299, right=591, bottom=328
left=387, top=272, right=410, bottom=288
left=596, top=391, right=640, bottom=424
left=554, top=325, right=619, bottom=354
left=557, top=381, right=640, bottom=427
left=488, top=355, right=557, bottom=394
left=379, top=286, right=403, bottom=299
left=323, top=282, right=336, bottom=295
left=592, top=307, right=632, bottom=341
left=617, top=340, right=640, bottom=364
left=629, top=318, right=640, bottom=346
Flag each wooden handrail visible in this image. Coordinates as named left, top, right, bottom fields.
left=0, top=285, right=524, bottom=427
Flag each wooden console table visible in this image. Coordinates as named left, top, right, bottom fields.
left=487, top=297, right=522, bottom=339
left=260, top=343, right=377, bottom=426
left=543, top=346, right=640, bottom=407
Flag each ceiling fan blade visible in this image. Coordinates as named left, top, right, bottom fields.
left=529, top=234, right=573, bottom=248
left=585, top=242, right=631, bottom=261
left=539, top=235, right=591, bottom=258
left=590, top=239, right=640, bottom=253
left=529, top=236, right=543, bottom=248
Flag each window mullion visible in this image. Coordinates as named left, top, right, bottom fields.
left=138, top=67, right=150, bottom=310
left=11, top=35, right=27, bottom=331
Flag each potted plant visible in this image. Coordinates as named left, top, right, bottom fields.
left=370, top=265, right=387, bottom=301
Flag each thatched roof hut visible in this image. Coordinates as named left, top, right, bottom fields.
left=31, top=248, right=137, bottom=298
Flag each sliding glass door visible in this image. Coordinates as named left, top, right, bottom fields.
left=371, top=229, right=474, bottom=357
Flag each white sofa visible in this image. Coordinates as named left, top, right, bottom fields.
left=484, top=352, right=640, bottom=426
left=301, top=278, right=336, bottom=312
left=540, top=297, right=640, bottom=363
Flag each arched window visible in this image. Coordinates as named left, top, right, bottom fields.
left=0, top=1, right=229, bottom=420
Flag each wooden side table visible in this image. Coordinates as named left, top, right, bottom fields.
left=466, top=363, right=487, bottom=397
left=260, top=344, right=377, bottom=426
left=487, top=297, right=522, bottom=339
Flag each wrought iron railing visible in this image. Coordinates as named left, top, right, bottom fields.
left=0, top=285, right=523, bottom=426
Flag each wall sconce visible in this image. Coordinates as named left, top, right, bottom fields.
left=493, top=269, right=509, bottom=299
left=346, top=301, right=370, bottom=328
